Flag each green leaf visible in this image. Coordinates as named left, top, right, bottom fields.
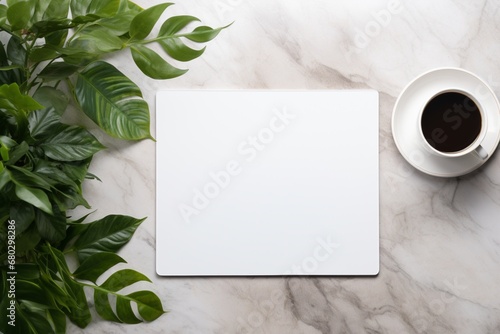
left=38, top=62, right=80, bottom=82
left=70, top=28, right=123, bottom=53
left=0, top=135, right=17, bottom=149
left=158, top=15, right=199, bottom=37
left=0, top=83, right=44, bottom=113
left=116, top=295, right=141, bottom=324
left=0, top=64, right=23, bottom=71
left=51, top=186, right=90, bottom=211
left=30, top=19, right=74, bottom=37
left=88, top=0, right=121, bottom=17
left=7, top=165, right=52, bottom=190
left=7, top=36, right=26, bottom=66
left=70, top=0, right=92, bottom=17
left=40, top=125, right=104, bottom=161
left=129, top=3, right=172, bottom=40
left=29, top=46, right=59, bottom=63
left=10, top=200, right=35, bottom=235
left=73, top=215, right=145, bottom=262
left=7, top=0, right=35, bottom=31
left=28, top=104, right=65, bottom=141
left=70, top=13, right=100, bottom=25
left=32, top=0, right=53, bottom=23
left=75, top=61, right=152, bottom=140
left=42, top=0, right=70, bottom=20
left=15, top=263, right=41, bottom=280
left=73, top=252, right=126, bottom=284
left=128, top=290, right=165, bottom=322
left=95, top=11, right=137, bottom=36
left=16, top=223, right=41, bottom=253
left=5, top=141, right=28, bottom=165
left=0, top=168, right=10, bottom=190
left=33, top=86, right=68, bottom=115
left=16, top=304, right=56, bottom=334
left=184, top=25, right=225, bottom=43
left=33, top=160, right=78, bottom=189
left=159, top=37, right=205, bottom=62
left=15, top=184, right=53, bottom=215
left=0, top=42, right=25, bottom=86
left=94, top=289, right=121, bottom=322
left=0, top=5, right=7, bottom=26
left=0, top=146, right=8, bottom=161
left=45, top=29, right=68, bottom=47
left=60, top=159, right=90, bottom=184
left=48, top=308, right=67, bottom=334
left=131, top=45, right=187, bottom=79
left=35, top=206, right=66, bottom=243
left=94, top=269, right=152, bottom=323
left=16, top=279, right=47, bottom=304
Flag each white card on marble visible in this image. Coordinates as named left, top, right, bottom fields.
left=156, top=90, right=379, bottom=276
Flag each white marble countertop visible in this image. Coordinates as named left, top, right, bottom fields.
left=69, top=0, right=500, bottom=333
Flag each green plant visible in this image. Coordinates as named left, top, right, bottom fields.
left=0, top=0, right=226, bottom=332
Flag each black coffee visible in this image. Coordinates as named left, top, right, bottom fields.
left=421, top=92, right=482, bottom=153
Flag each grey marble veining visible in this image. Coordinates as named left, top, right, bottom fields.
left=67, top=0, right=500, bottom=333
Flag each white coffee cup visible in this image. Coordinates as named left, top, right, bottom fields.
left=418, top=89, right=488, bottom=160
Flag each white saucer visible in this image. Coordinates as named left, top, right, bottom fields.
left=392, top=68, right=500, bottom=177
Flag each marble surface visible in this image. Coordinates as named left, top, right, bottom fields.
left=68, top=0, right=500, bottom=333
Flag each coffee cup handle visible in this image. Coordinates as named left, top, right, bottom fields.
left=474, top=145, right=488, bottom=160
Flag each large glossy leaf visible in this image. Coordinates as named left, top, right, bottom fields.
left=75, top=61, right=152, bottom=140
left=131, top=45, right=187, bottom=79
left=15, top=184, right=53, bottom=215
left=28, top=106, right=63, bottom=140
left=42, top=0, right=70, bottom=20
left=29, top=87, right=68, bottom=140
left=7, top=165, right=53, bottom=215
left=31, top=0, right=53, bottom=23
left=6, top=0, right=35, bottom=31
left=129, top=3, right=172, bottom=40
left=73, top=252, right=126, bottom=284
left=73, top=215, right=145, bottom=262
left=40, top=125, right=104, bottom=161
